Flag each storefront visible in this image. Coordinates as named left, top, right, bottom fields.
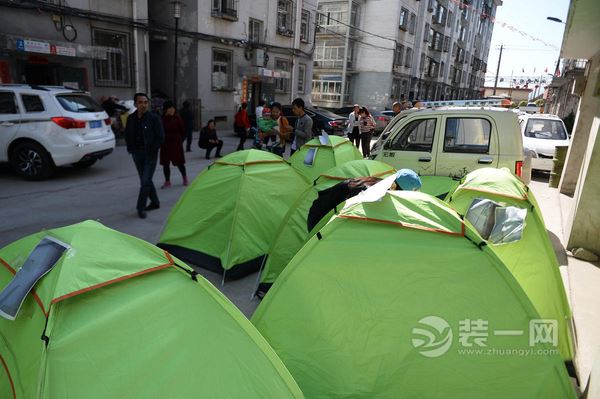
left=0, top=33, right=121, bottom=93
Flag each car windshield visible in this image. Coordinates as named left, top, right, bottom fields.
left=524, top=119, right=567, bottom=140
left=56, top=94, right=104, bottom=113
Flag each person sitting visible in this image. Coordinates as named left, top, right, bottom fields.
left=198, top=120, right=223, bottom=159
left=255, top=107, right=278, bottom=149
left=392, top=168, right=422, bottom=191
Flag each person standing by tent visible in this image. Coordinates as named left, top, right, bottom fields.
left=358, top=107, right=376, bottom=158
left=270, top=102, right=293, bottom=156
left=291, top=98, right=313, bottom=155
left=234, top=103, right=251, bottom=151
left=125, top=92, right=165, bottom=219
left=346, top=104, right=361, bottom=148
left=160, top=100, right=188, bottom=188
left=199, top=119, right=224, bottom=159
left=180, top=100, right=194, bottom=152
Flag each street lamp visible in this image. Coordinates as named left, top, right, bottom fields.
left=172, top=1, right=183, bottom=104
left=547, top=16, right=566, bottom=77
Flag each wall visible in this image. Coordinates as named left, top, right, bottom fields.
left=559, top=52, right=600, bottom=195
left=565, top=116, right=600, bottom=254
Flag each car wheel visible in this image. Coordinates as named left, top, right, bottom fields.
left=10, top=142, right=54, bottom=180
left=72, top=159, right=97, bottom=169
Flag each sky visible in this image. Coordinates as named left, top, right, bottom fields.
left=485, top=0, right=570, bottom=93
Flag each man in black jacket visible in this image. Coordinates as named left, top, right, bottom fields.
left=124, top=93, right=165, bottom=219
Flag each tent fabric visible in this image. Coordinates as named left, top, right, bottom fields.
left=418, top=175, right=461, bottom=200
left=158, top=149, right=309, bottom=278
left=252, top=191, right=576, bottom=399
left=0, top=221, right=304, bottom=399
left=257, top=160, right=395, bottom=294
left=446, top=167, right=574, bottom=361
left=289, top=136, right=363, bottom=182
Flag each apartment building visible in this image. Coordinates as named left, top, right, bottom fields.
left=312, top=0, right=501, bottom=110
left=0, top=0, right=150, bottom=101
left=149, top=0, right=316, bottom=125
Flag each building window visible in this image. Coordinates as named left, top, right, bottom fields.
left=399, top=8, right=409, bottom=30
left=444, top=118, right=491, bottom=154
left=315, top=39, right=346, bottom=69
left=212, top=48, right=233, bottom=91
left=391, top=78, right=400, bottom=99
left=405, top=47, right=412, bottom=68
left=431, top=31, right=443, bottom=51
left=394, top=43, right=404, bottom=67
left=312, top=75, right=351, bottom=104
left=277, top=0, right=294, bottom=36
left=409, top=13, right=417, bottom=34
left=440, top=61, right=445, bottom=78
left=298, top=63, right=306, bottom=93
left=249, top=18, right=263, bottom=43
left=424, top=23, right=431, bottom=42
left=317, top=2, right=349, bottom=35
left=275, top=58, right=291, bottom=93
left=420, top=53, right=426, bottom=72
left=300, top=10, right=310, bottom=42
left=433, top=4, right=447, bottom=25
left=428, top=0, right=435, bottom=12
left=443, top=36, right=450, bottom=52
left=447, top=11, right=453, bottom=27
left=92, top=29, right=131, bottom=87
left=459, top=26, right=467, bottom=42
left=427, top=58, right=439, bottom=78
left=212, top=0, right=238, bottom=21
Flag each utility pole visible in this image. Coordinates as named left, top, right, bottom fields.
left=492, top=44, right=503, bottom=95
left=172, top=1, right=182, bottom=103
left=339, top=0, right=353, bottom=108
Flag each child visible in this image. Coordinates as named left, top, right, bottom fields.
left=255, top=107, right=279, bottom=149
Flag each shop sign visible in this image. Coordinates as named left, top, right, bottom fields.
left=16, top=39, right=51, bottom=54
left=50, top=45, right=76, bottom=57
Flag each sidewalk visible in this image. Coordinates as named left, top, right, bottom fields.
left=529, top=174, right=600, bottom=392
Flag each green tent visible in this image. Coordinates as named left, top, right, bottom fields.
left=256, top=159, right=396, bottom=295
left=252, top=190, right=576, bottom=398
left=419, top=175, right=461, bottom=199
left=158, top=150, right=309, bottom=279
left=445, top=167, right=574, bottom=361
left=289, top=135, right=363, bottom=182
left=0, top=221, right=303, bottom=399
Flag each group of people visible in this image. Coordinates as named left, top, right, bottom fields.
left=346, top=104, right=376, bottom=158
left=233, top=98, right=313, bottom=157
left=124, top=93, right=202, bottom=219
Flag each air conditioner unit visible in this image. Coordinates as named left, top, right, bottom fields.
left=253, top=48, right=265, bottom=67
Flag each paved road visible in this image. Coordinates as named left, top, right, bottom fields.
left=0, top=134, right=262, bottom=317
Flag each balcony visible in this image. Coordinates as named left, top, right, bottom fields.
left=212, top=5, right=238, bottom=21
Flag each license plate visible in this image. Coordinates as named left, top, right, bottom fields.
left=89, top=120, right=102, bottom=129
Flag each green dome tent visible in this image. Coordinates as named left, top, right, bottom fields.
left=0, top=221, right=304, bottom=399
left=445, top=167, right=574, bottom=362
left=158, top=150, right=309, bottom=279
left=289, top=135, right=363, bottom=182
left=256, top=159, right=396, bottom=296
left=252, top=189, right=576, bottom=398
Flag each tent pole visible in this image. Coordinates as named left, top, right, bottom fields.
left=221, top=270, right=226, bottom=287
left=251, top=256, right=268, bottom=300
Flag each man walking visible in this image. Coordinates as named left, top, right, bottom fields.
left=291, top=98, right=313, bottom=155
left=125, top=93, right=165, bottom=219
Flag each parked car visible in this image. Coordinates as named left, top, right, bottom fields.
left=371, top=111, right=393, bottom=135
left=0, top=84, right=115, bottom=180
left=370, top=106, right=525, bottom=180
left=518, top=113, right=570, bottom=172
left=281, top=105, right=348, bottom=136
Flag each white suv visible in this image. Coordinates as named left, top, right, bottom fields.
left=518, top=113, right=570, bottom=172
left=0, top=85, right=115, bottom=180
